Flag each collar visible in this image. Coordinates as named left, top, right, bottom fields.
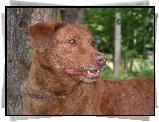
left=27, top=92, right=65, bottom=100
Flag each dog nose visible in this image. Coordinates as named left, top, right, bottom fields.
left=96, top=54, right=108, bottom=67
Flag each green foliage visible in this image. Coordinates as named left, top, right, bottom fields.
left=84, top=8, right=154, bottom=54
left=27, top=47, right=34, bottom=58
left=84, top=8, right=115, bottom=54
left=137, top=59, right=154, bottom=77
left=57, top=8, right=65, bottom=22
left=84, top=8, right=154, bottom=80
left=98, top=67, right=114, bottom=80
left=98, top=59, right=154, bottom=81
left=98, top=66, right=134, bottom=81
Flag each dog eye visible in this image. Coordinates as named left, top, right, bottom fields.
left=68, top=39, right=76, bottom=45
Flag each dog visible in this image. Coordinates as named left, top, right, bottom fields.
left=22, top=21, right=154, bottom=115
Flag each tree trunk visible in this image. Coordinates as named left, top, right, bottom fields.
left=143, top=29, right=147, bottom=59
left=7, top=8, right=32, bottom=115
left=114, top=12, right=121, bottom=79
left=62, top=8, right=85, bottom=24
left=7, top=8, right=85, bottom=115
left=7, top=8, right=60, bottom=115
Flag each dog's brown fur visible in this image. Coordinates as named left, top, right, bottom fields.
left=23, top=22, right=154, bottom=115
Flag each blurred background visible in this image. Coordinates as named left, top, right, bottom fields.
left=84, top=8, right=154, bottom=80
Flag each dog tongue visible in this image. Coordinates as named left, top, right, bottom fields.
left=64, top=69, right=83, bottom=75
left=64, top=68, right=99, bottom=78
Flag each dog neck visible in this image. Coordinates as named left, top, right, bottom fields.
left=27, top=57, right=85, bottom=96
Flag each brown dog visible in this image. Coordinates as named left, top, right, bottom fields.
left=23, top=21, right=154, bottom=115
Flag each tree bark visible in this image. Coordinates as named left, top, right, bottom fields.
left=7, top=8, right=60, bottom=115
left=62, top=8, right=85, bottom=24
left=7, top=8, right=84, bottom=115
left=7, top=8, right=32, bottom=115
left=114, top=12, right=121, bottom=79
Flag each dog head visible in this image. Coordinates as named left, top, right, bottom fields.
left=27, top=22, right=107, bottom=83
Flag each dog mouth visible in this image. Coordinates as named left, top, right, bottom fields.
left=64, top=68, right=101, bottom=83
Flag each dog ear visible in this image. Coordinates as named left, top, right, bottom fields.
left=27, top=22, right=64, bottom=53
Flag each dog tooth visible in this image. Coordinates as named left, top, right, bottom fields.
left=87, top=71, right=91, bottom=74
left=97, top=70, right=99, bottom=74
